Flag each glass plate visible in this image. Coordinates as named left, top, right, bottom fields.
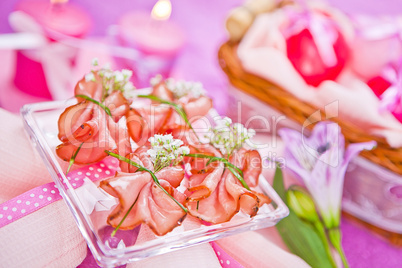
left=20, top=97, right=289, bottom=267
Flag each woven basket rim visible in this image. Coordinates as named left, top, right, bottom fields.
left=218, top=41, right=402, bottom=175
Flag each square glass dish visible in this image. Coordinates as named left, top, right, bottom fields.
left=20, top=97, right=289, bottom=267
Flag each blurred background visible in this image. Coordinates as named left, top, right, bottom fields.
left=0, top=0, right=400, bottom=114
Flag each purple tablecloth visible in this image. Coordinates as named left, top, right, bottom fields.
left=0, top=0, right=402, bottom=267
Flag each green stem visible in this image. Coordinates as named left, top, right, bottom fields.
left=186, top=154, right=243, bottom=176
left=105, top=151, right=188, bottom=213
left=111, top=195, right=139, bottom=237
left=313, top=221, right=337, bottom=268
left=75, top=94, right=112, bottom=117
left=137, top=94, right=199, bottom=141
left=66, top=142, right=84, bottom=175
left=227, top=166, right=250, bottom=190
left=185, top=153, right=250, bottom=190
left=328, top=228, right=349, bottom=268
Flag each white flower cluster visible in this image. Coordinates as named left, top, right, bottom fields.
left=147, top=134, right=190, bottom=172
left=85, top=58, right=136, bottom=99
left=209, top=117, right=256, bottom=155
left=165, top=78, right=206, bottom=99
left=149, top=74, right=206, bottom=99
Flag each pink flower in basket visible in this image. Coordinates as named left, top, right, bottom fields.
left=378, top=64, right=402, bottom=123
left=278, top=122, right=376, bottom=229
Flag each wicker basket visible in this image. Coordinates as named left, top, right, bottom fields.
left=218, top=41, right=402, bottom=176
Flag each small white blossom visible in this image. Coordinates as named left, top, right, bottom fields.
left=209, top=118, right=255, bottom=156
left=102, top=63, right=111, bottom=70
left=114, top=71, right=125, bottom=82
left=85, top=72, right=95, bottom=82
left=180, top=146, right=190, bottom=155
left=122, top=81, right=136, bottom=99
left=147, top=134, right=189, bottom=172
left=91, top=58, right=99, bottom=67
left=123, top=81, right=135, bottom=91
left=147, top=149, right=157, bottom=159
left=90, top=60, right=136, bottom=99
left=104, top=71, right=113, bottom=79
left=150, top=74, right=163, bottom=86
left=215, top=117, right=232, bottom=128
left=184, top=163, right=192, bottom=176
left=248, top=128, right=256, bottom=137
left=122, top=69, right=133, bottom=79
left=165, top=78, right=206, bottom=99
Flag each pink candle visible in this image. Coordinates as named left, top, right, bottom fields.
left=117, top=1, right=185, bottom=87
left=119, top=11, right=185, bottom=57
left=13, top=0, right=91, bottom=99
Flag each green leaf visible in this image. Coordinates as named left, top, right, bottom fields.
left=273, top=166, right=335, bottom=268
left=66, top=142, right=84, bottom=175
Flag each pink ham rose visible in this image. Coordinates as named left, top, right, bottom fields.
left=185, top=147, right=270, bottom=223
left=56, top=102, right=131, bottom=164
left=100, top=172, right=187, bottom=236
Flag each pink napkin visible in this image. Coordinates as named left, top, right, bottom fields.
left=0, top=108, right=52, bottom=203
left=0, top=108, right=87, bottom=266
left=237, top=6, right=402, bottom=148
left=216, top=230, right=310, bottom=268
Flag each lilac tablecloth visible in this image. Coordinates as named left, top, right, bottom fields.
left=0, top=0, right=402, bottom=267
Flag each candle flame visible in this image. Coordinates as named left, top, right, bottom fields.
left=151, top=0, right=172, bottom=21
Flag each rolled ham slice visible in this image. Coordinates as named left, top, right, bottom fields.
left=126, top=105, right=173, bottom=146
left=149, top=79, right=213, bottom=135
left=74, top=72, right=130, bottom=122
left=178, top=95, right=213, bottom=120
left=104, top=91, right=130, bottom=122
left=58, top=101, right=94, bottom=142
left=231, top=148, right=262, bottom=188
left=100, top=172, right=187, bottom=236
left=185, top=147, right=270, bottom=223
left=56, top=103, right=131, bottom=165
left=185, top=145, right=224, bottom=201
left=74, top=72, right=103, bottom=102
left=120, top=147, right=185, bottom=188
left=186, top=168, right=270, bottom=224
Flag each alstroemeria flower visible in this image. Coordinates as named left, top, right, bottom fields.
left=278, top=122, right=376, bottom=229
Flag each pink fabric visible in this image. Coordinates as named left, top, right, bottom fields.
left=0, top=108, right=88, bottom=267
left=126, top=218, right=222, bottom=268
left=0, top=198, right=87, bottom=267
left=0, top=108, right=52, bottom=202
left=0, top=157, right=118, bottom=228
left=237, top=6, right=402, bottom=148
left=216, top=231, right=310, bottom=268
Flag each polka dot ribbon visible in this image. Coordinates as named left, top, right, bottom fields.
left=0, top=157, right=118, bottom=228
left=211, top=241, right=244, bottom=268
